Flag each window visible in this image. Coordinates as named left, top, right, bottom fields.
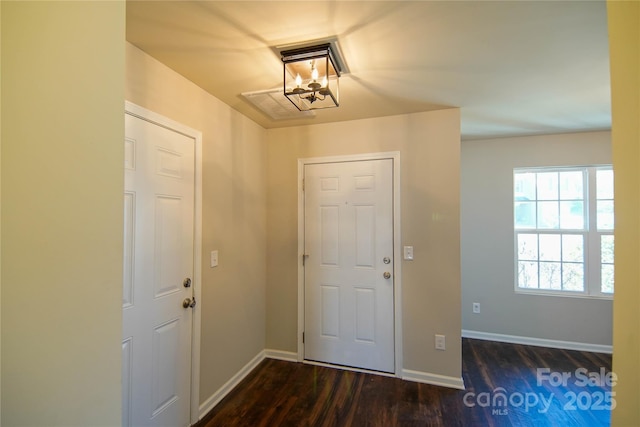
left=514, top=166, right=614, bottom=297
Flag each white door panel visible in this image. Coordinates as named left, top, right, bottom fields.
left=123, top=113, right=194, bottom=427
left=304, top=159, right=394, bottom=373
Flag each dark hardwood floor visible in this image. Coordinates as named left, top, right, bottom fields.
left=195, top=339, right=612, bottom=427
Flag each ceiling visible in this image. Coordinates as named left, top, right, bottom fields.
left=126, top=0, right=611, bottom=140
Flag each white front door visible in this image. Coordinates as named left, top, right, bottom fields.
left=122, top=113, right=195, bottom=427
left=304, top=159, right=395, bottom=373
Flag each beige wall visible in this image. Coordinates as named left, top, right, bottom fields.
left=1, top=2, right=124, bottom=426
left=608, top=1, right=640, bottom=425
left=0, top=3, right=3, bottom=423
left=462, top=131, right=613, bottom=346
left=125, top=42, right=268, bottom=404
left=266, top=109, right=462, bottom=379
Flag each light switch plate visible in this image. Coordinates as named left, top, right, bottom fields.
left=403, top=246, right=414, bottom=260
left=210, top=250, right=219, bottom=268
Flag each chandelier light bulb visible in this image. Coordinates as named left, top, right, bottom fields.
left=295, top=73, right=302, bottom=87
left=321, top=76, right=328, bottom=87
left=311, top=67, right=319, bottom=82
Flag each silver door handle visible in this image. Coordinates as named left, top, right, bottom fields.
left=383, top=272, right=391, bottom=279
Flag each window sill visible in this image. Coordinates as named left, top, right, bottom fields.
left=515, top=289, right=613, bottom=300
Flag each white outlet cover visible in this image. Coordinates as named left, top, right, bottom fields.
left=435, top=334, right=446, bottom=350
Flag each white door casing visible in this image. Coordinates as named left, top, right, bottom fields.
left=122, top=103, right=202, bottom=427
left=302, top=157, right=399, bottom=374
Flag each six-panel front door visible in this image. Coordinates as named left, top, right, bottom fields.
left=304, top=159, right=395, bottom=373
left=122, top=113, right=195, bottom=427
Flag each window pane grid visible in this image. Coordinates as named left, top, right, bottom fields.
left=517, top=232, right=585, bottom=292
left=596, top=169, right=614, bottom=231
left=601, top=234, right=614, bottom=294
left=514, top=166, right=613, bottom=297
left=515, top=169, right=585, bottom=231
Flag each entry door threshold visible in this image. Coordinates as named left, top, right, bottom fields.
left=303, top=359, right=396, bottom=378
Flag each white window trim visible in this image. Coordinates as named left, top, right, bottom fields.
left=513, top=165, right=613, bottom=299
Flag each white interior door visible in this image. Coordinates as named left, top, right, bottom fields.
left=122, top=113, right=195, bottom=427
left=304, top=159, right=395, bottom=373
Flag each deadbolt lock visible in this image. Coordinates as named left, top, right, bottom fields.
left=183, top=278, right=191, bottom=288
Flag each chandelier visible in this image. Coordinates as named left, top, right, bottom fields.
left=281, top=43, right=341, bottom=111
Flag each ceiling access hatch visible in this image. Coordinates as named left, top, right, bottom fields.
left=242, top=88, right=316, bottom=121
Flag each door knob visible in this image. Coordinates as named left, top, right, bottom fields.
left=383, top=272, right=391, bottom=279
left=182, top=297, right=196, bottom=308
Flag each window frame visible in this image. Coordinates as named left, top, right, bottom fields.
left=513, top=165, right=613, bottom=299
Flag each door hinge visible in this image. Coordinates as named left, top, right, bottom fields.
left=302, top=253, right=309, bottom=266
left=302, top=332, right=305, bottom=343
left=302, top=178, right=305, bottom=191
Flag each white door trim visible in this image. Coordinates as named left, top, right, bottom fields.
left=297, top=151, right=403, bottom=377
left=124, top=101, right=202, bottom=426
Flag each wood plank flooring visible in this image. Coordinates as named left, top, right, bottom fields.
left=195, top=339, right=612, bottom=427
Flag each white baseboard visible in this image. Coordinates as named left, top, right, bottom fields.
left=462, top=329, right=613, bottom=354
left=264, top=349, right=298, bottom=362
left=402, top=369, right=465, bottom=390
left=198, top=350, right=266, bottom=420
